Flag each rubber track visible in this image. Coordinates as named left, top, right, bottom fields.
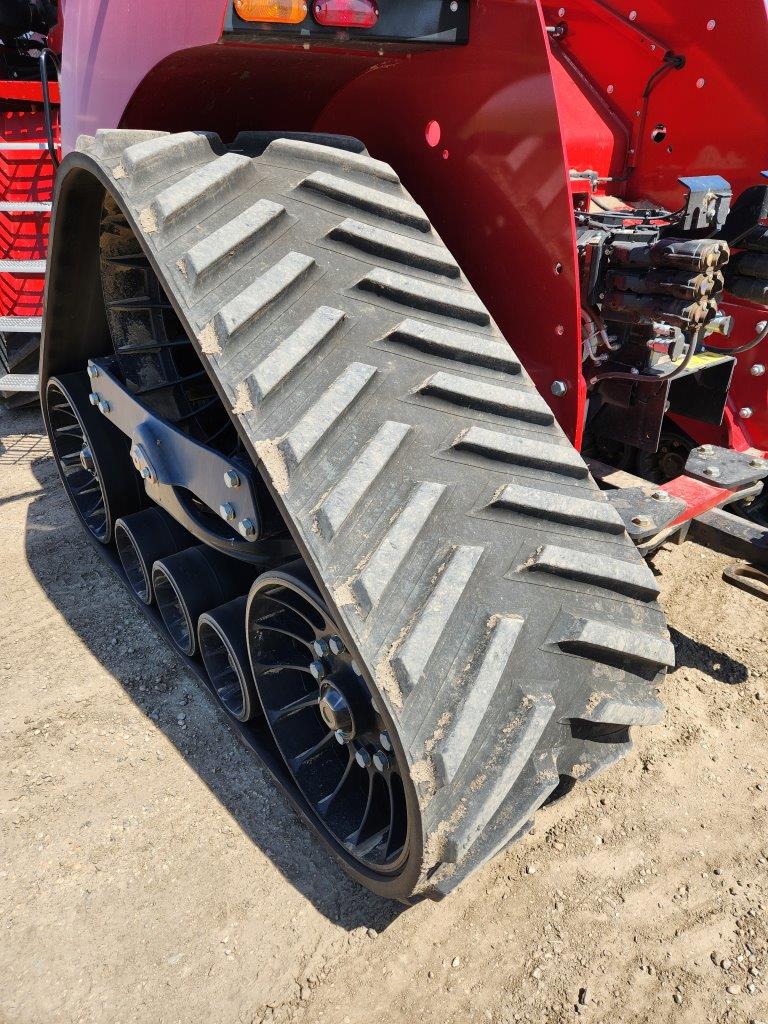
left=78, top=130, right=672, bottom=898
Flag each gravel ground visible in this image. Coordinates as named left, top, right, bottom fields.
left=1, top=403, right=767, bottom=1024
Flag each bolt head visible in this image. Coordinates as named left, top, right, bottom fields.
left=651, top=490, right=669, bottom=501
left=140, top=466, right=153, bottom=481
left=79, top=446, right=94, bottom=473
left=550, top=379, right=568, bottom=397
left=309, top=659, right=327, bottom=682
left=88, top=392, right=100, bottom=406
left=355, top=746, right=372, bottom=769
left=97, top=399, right=111, bottom=415
left=334, top=729, right=347, bottom=745
left=749, top=457, right=764, bottom=468
left=703, top=465, right=720, bottom=478
left=740, top=407, right=754, bottom=419
left=373, top=750, right=390, bottom=773
left=219, top=502, right=236, bottom=522
left=750, top=364, right=765, bottom=377
left=328, top=635, right=346, bottom=656
left=631, top=515, right=653, bottom=528
left=237, top=518, right=256, bottom=539
left=379, top=731, right=392, bottom=752
left=224, top=470, right=241, bottom=489
left=86, top=364, right=99, bottom=379
left=313, top=638, right=330, bottom=658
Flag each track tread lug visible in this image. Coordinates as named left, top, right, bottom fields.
left=264, top=137, right=400, bottom=183
left=300, top=170, right=430, bottom=231
left=359, top=268, right=491, bottom=326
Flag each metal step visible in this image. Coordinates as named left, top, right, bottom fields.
left=0, top=201, right=52, bottom=213
left=0, top=316, right=43, bottom=332
left=0, top=372, right=39, bottom=393
left=0, top=141, right=59, bottom=151
left=0, top=260, right=46, bottom=274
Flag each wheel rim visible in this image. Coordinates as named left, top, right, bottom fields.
left=114, top=520, right=152, bottom=602
left=247, top=572, right=410, bottom=872
left=198, top=615, right=251, bottom=722
left=152, top=565, right=195, bottom=655
left=46, top=379, right=110, bottom=542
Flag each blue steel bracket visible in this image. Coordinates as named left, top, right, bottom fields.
left=85, top=357, right=265, bottom=554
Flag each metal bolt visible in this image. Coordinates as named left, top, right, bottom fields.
left=703, top=465, right=720, bottom=478
left=86, top=364, right=99, bottom=379
left=551, top=380, right=568, bottom=397
left=334, top=729, right=347, bottom=745
left=355, top=746, right=372, bottom=769
left=97, top=399, right=111, bottom=415
left=631, top=515, right=653, bottom=529
left=140, top=466, right=154, bottom=482
left=373, top=750, right=390, bottom=773
left=757, top=320, right=768, bottom=334
left=351, top=660, right=362, bottom=676
left=740, top=407, right=754, bottom=419
left=224, top=470, right=241, bottom=489
left=700, top=444, right=714, bottom=454
left=379, top=731, right=392, bottom=752
left=328, top=635, right=346, bottom=656
left=750, top=364, right=765, bottom=377
left=219, top=502, right=236, bottom=522
left=238, top=518, right=256, bottom=538
left=651, top=490, right=669, bottom=501
left=313, top=638, right=331, bottom=658
left=88, top=392, right=100, bottom=406
left=309, top=659, right=327, bottom=682
left=750, top=457, right=764, bottom=468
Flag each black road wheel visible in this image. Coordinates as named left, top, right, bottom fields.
left=45, top=373, right=143, bottom=543
left=247, top=561, right=411, bottom=877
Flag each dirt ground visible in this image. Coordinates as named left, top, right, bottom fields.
left=1, top=401, right=767, bottom=1024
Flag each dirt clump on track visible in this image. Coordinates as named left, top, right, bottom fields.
left=1, top=404, right=767, bottom=1024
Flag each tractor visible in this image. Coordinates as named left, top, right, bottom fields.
left=33, top=0, right=768, bottom=901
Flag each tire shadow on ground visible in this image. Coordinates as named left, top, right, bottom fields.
left=8, top=404, right=404, bottom=932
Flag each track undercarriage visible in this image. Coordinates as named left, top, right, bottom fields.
left=40, top=129, right=677, bottom=900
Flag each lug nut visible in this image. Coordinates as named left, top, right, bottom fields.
left=238, top=518, right=256, bottom=538
left=88, top=392, right=100, bottom=406
left=97, top=399, right=111, bottom=415
left=309, top=659, right=327, bottom=682
left=355, top=746, right=372, bottom=769
left=224, top=470, right=241, bottom=489
left=631, top=515, right=653, bottom=529
left=373, top=750, right=390, bottom=773
left=219, top=502, right=236, bottom=521
left=313, top=638, right=331, bottom=658
left=379, top=731, right=392, bottom=752
left=751, top=364, right=765, bottom=377
left=334, top=729, right=347, bottom=745
left=86, top=364, right=99, bottom=379
left=740, top=407, right=754, bottom=419
left=551, top=379, right=568, bottom=397
left=140, top=466, right=154, bottom=481
left=328, top=635, right=346, bottom=656
left=703, top=465, right=720, bottom=478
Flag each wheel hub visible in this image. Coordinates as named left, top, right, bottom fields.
left=79, top=445, right=95, bottom=473
left=318, top=681, right=354, bottom=738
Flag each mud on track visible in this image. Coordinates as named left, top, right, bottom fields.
left=1, top=402, right=767, bottom=1024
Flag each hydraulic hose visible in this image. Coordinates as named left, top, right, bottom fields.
left=39, top=46, right=59, bottom=169
left=704, top=319, right=768, bottom=357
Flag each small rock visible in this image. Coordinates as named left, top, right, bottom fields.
left=714, top=868, right=723, bottom=876
left=722, top=959, right=733, bottom=971
left=674, top=993, right=683, bottom=1005
left=526, top=864, right=537, bottom=875
left=578, top=987, right=591, bottom=1006
left=532, top=967, right=542, bottom=980
left=451, top=957, right=461, bottom=968
left=727, top=985, right=741, bottom=995
left=367, top=928, right=378, bottom=939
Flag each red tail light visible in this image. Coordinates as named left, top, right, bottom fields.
left=313, top=0, right=379, bottom=28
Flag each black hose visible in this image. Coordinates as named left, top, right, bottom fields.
left=704, top=319, right=768, bottom=356
left=588, top=327, right=700, bottom=388
left=39, top=46, right=59, bottom=169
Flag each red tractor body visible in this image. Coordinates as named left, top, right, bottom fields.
left=59, top=0, right=768, bottom=454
